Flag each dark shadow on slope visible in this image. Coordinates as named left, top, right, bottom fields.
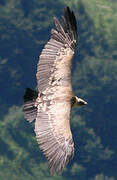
left=0, top=138, right=15, bottom=160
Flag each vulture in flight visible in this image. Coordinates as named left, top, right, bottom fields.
left=23, top=7, right=87, bottom=175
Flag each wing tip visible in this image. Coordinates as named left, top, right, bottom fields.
left=52, top=6, right=77, bottom=50
left=64, top=6, right=77, bottom=39
left=48, top=138, right=74, bottom=175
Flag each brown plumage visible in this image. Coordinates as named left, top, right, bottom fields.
left=23, top=7, right=87, bottom=175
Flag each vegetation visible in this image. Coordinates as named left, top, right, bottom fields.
left=0, top=0, right=117, bottom=179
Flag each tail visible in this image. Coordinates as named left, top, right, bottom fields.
left=52, top=6, right=77, bottom=51
left=23, top=88, right=38, bottom=123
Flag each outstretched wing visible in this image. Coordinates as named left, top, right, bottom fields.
left=36, top=7, right=77, bottom=93
left=35, top=7, right=77, bottom=174
left=35, top=96, right=74, bottom=175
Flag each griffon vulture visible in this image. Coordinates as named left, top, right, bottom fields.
left=23, top=7, right=87, bottom=175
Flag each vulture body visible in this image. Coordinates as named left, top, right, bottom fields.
left=23, top=7, right=87, bottom=175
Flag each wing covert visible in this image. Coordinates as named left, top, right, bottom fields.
left=35, top=98, right=74, bottom=175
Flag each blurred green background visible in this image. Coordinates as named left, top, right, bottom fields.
left=0, top=0, right=117, bottom=179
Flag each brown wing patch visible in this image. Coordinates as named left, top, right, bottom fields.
left=37, top=44, right=74, bottom=95
left=35, top=98, right=74, bottom=175
left=36, top=39, right=64, bottom=92
left=36, top=7, right=77, bottom=93
left=36, top=37, right=74, bottom=93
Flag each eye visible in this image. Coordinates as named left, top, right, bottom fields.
left=71, top=97, right=76, bottom=106
left=79, top=101, right=85, bottom=105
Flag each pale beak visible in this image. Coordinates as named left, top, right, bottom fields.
left=84, top=101, right=88, bottom=105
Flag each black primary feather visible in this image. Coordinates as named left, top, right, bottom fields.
left=52, top=6, right=77, bottom=51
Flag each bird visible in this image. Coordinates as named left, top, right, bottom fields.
left=23, top=6, right=87, bottom=175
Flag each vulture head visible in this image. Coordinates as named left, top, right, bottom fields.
left=71, top=96, right=88, bottom=108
